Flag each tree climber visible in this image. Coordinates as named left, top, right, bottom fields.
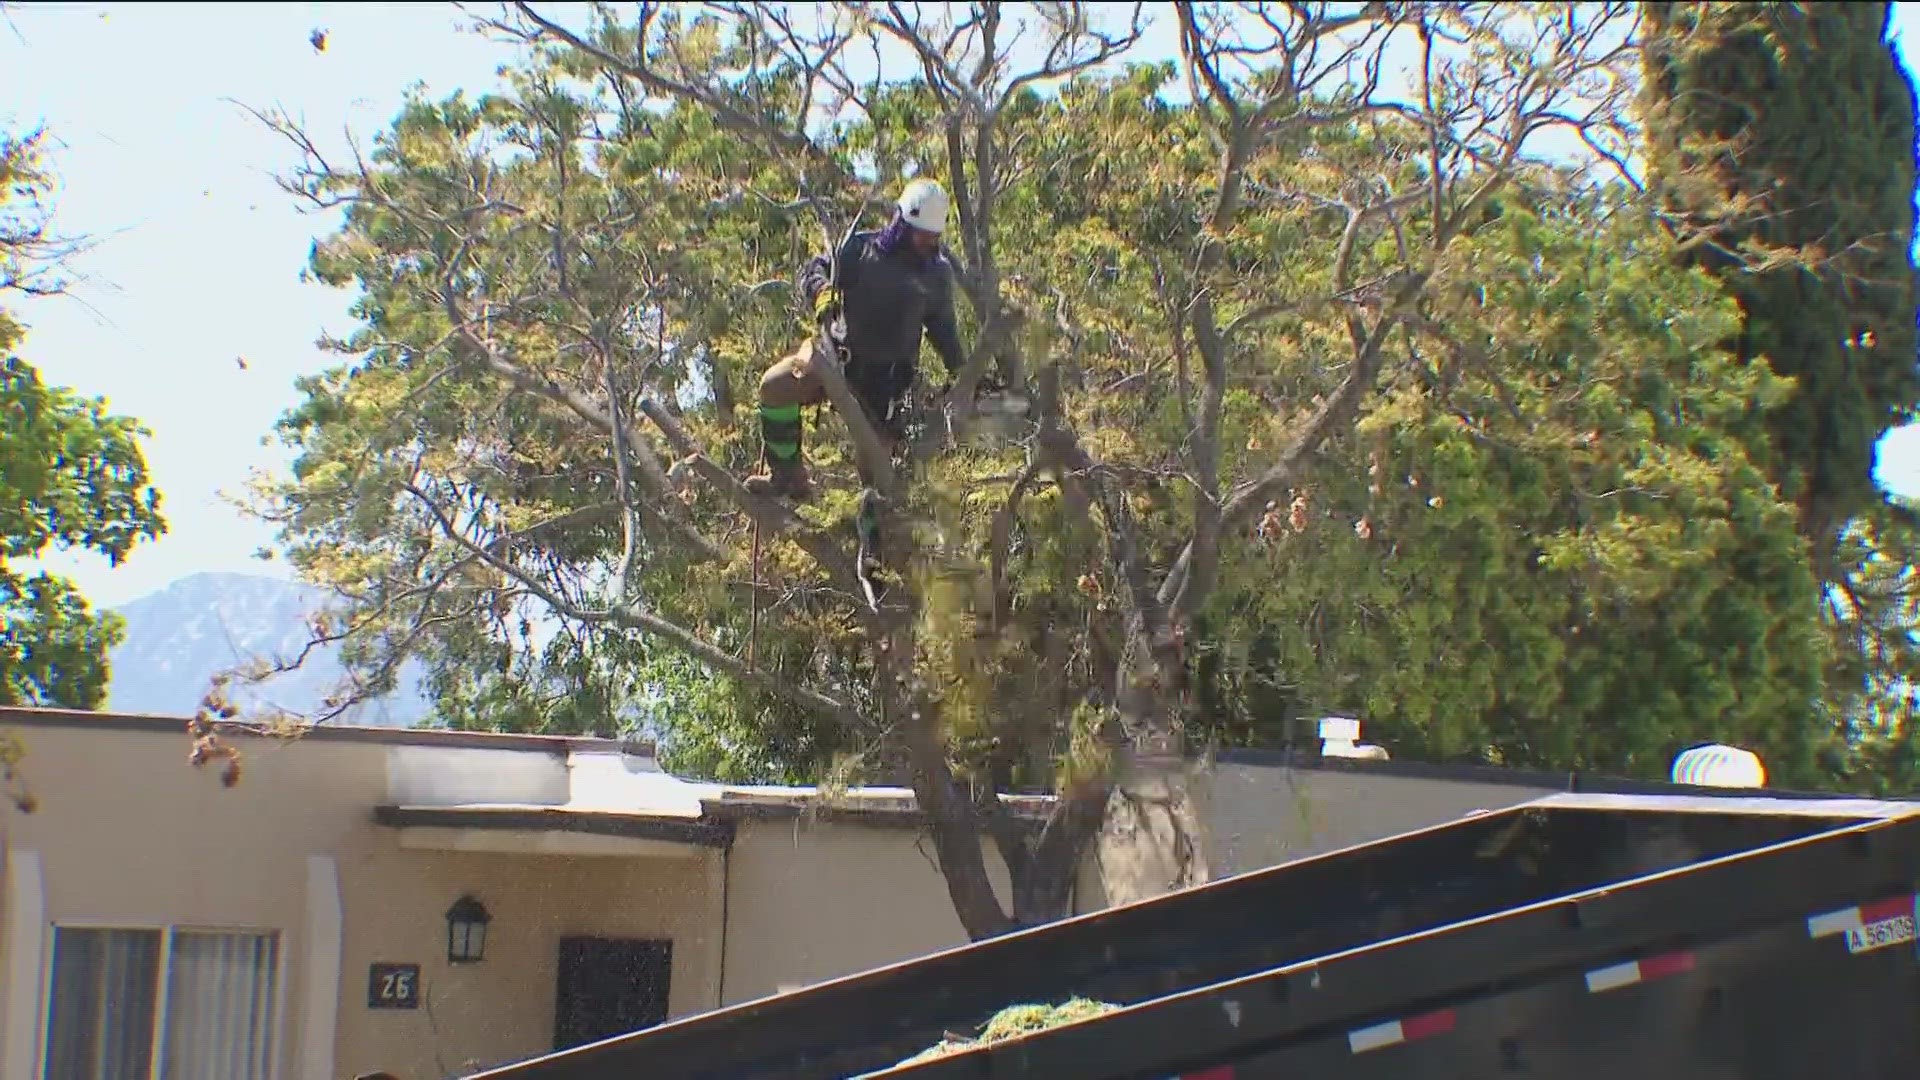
left=745, top=178, right=969, bottom=502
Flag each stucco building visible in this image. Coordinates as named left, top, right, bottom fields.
left=0, top=707, right=1574, bottom=1078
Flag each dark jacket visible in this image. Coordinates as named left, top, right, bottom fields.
left=799, top=228, right=967, bottom=415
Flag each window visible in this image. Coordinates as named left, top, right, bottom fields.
left=42, top=926, right=281, bottom=1080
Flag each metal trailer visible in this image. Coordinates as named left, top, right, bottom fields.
left=469, top=791, right=1920, bottom=1080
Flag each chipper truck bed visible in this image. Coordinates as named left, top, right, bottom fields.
left=471, top=789, right=1920, bottom=1079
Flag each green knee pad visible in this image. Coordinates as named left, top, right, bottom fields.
left=760, top=403, right=802, bottom=460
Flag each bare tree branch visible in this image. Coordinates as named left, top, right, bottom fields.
left=400, top=479, right=868, bottom=729
left=634, top=396, right=865, bottom=590
left=1156, top=1, right=1641, bottom=615
left=442, top=287, right=733, bottom=565
left=494, top=1, right=855, bottom=185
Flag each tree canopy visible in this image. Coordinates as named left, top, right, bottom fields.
left=236, top=1, right=1917, bottom=937
left=1639, top=1, right=1920, bottom=787
left=0, top=127, right=166, bottom=712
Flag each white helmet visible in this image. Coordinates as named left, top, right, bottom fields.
left=896, top=178, right=949, bottom=235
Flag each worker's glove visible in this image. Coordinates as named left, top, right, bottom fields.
left=812, top=287, right=837, bottom=320
left=812, top=287, right=844, bottom=338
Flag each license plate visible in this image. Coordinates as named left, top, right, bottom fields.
left=1844, top=913, right=1917, bottom=955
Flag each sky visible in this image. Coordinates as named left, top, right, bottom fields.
left=6, top=2, right=1920, bottom=610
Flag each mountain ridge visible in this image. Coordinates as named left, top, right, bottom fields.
left=104, top=570, right=433, bottom=727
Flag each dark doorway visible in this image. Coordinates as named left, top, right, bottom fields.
left=553, top=936, right=674, bottom=1051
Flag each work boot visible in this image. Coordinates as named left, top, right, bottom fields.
left=746, top=452, right=813, bottom=502
left=746, top=402, right=813, bottom=502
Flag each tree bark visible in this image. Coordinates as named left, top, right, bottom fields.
left=1094, top=751, right=1211, bottom=908
left=915, top=775, right=1017, bottom=940
left=995, top=783, right=1111, bottom=930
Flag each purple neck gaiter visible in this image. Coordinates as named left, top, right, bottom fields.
left=874, top=211, right=937, bottom=267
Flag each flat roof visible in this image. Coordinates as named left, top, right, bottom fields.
left=10, top=707, right=1905, bottom=820
left=372, top=804, right=734, bottom=847
left=701, top=790, right=1057, bottom=828
left=1214, top=745, right=1912, bottom=803
left=0, top=705, right=652, bottom=757
left=1526, top=790, right=1920, bottom=818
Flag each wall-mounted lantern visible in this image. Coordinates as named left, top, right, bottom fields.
left=445, top=895, right=491, bottom=964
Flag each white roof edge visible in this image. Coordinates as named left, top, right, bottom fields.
left=389, top=801, right=706, bottom=820
left=1524, top=791, right=1920, bottom=819
left=706, top=787, right=1056, bottom=806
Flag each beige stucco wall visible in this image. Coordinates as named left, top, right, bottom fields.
left=1201, top=760, right=1558, bottom=877
left=0, top=724, right=372, bottom=1079
left=0, top=714, right=1573, bottom=1080
left=0, top=721, right=735, bottom=1080
left=335, top=844, right=722, bottom=1077
left=1074, top=760, right=1560, bottom=911
left=720, top=815, right=1011, bottom=1004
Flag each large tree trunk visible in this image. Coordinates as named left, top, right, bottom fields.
left=914, top=771, right=1018, bottom=941
left=884, top=614, right=1020, bottom=941
left=995, top=784, right=1111, bottom=931
left=1092, top=754, right=1212, bottom=908
left=909, top=728, right=1115, bottom=939
left=1096, top=620, right=1213, bottom=906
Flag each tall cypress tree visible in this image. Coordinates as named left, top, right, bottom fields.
left=1639, top=2, right=1919, bottom=565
